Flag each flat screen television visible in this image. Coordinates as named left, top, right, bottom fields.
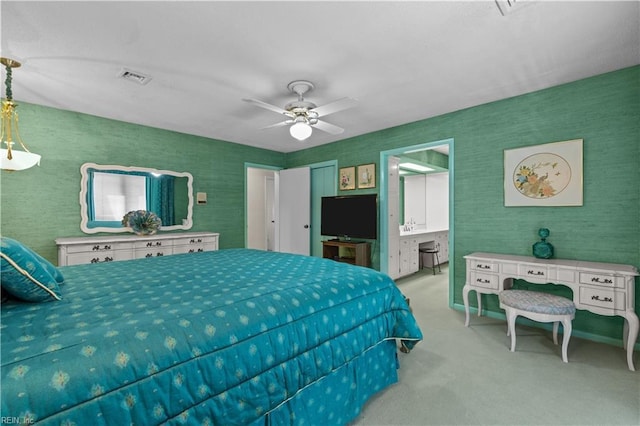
left=321, top=194, right=378, bottom=240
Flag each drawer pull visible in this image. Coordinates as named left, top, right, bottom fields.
left=104, top=245, right=111, bottom=250
left=92, top=245, right=100, bottom=251
left=188, top=249, right=195, bottom=253
left=104, top=256, right=113, bottom=262
left=90, top=257, right=100, bottom=263
left=157, top=252, right=164, bottom=257
left=591, top=295, right=613, bottom=303
left=591, top=277, right=613, bottom=284
left=476, top=278, right=491, bottom=284
left=197, top=248, right=204, bottom=252
left=145, top=253, right=153, bottom=258
left=527, top=270, right=545, bottom=276
left=476, top=264, right=491, bottom=269
left=190, top=239, right=195, bottom=243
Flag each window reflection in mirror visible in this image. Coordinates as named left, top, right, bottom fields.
left=80, top=163, right=193, bottom=234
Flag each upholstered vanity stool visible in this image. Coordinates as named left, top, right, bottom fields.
left=498, top=289, right=576, bottom=363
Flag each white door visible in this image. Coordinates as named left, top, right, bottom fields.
left=387, top=156, right=401, bottom=279
left=276, top=167, right=311, bottom=255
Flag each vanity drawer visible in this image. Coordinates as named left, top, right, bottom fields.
left=518, top=264, right=550, bottom=281
left=579, top=287, right=625, bottom=311
left=470, top=272, right=499, bottom=290
left=579, top=272, right=624, bottom=288
left=470, top=260, right=498, bottom=273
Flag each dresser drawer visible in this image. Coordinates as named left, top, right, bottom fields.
left=579, top=287, right=625, bottom=311
left=173, top=244, right=206, bottom=255
left=579, top=272, right=624, bottom=288
left=134, top=239, right=168, bottom=249
left=65, top=250, right=134, bottom=266
left=135, top=247, right=172, bottom=258
left=173, top=236, right=207, bottom=246
left=470, top=272, right=499, bottom=290
left=66, top=241, right=134, bottom=254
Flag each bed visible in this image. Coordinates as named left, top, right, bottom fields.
left=1, top=247, right=422, bottom=425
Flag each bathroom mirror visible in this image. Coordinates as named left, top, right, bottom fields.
left=80, top=163, right=193, bottom=234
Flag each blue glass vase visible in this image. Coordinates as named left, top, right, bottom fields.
left=533, top=228, right=554, bottom=259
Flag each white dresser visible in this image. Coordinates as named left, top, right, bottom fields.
left=463, top=252, right=639, bottom=371
left=56, top=232, right=219, bottom=266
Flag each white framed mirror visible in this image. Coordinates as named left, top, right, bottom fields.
left=80, top=163, right=194, bottom=234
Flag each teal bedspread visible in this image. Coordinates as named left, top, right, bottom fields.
left=1, top=249, right=422, bottom=425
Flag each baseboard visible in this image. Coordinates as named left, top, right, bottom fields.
left=451, top=302, right=640, bottom=351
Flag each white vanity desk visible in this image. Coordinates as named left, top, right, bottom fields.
left=463, top=252, right=639, bottom=371
left=56, top=232, right=219, bottom=266
left=398, top=227, right=449, bottom=277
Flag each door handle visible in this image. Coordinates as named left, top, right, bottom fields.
left=304, top=225, right=309, bottom=229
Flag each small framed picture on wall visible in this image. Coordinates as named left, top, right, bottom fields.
left=339, top=166, right=356, bottom=190
left=357, top=163, right=376, bottom=189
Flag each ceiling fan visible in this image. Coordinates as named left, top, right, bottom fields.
left=243, top=80, right=357, bottom=141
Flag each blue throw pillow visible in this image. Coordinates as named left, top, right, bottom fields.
left=31, top=246, right=65, bottom=284
left=0, top=237, right=62, bottom=302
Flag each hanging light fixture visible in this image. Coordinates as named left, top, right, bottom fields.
left=1, top=57, right=41, bottom=171
left=289, top=116, right=313, bottom=141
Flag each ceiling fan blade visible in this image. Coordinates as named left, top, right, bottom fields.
left=311, top=120, right=345, bottom=135
left=243, top=98, right=291, bottom=116
left=260, top=120, right=293, bottom=130
left=310, top=97, right=358, bottom=117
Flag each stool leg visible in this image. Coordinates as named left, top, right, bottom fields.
left=561, top=317, right=572, bottom=363
left=431, top=253, right=437, bottom=275
left=553, top=321, right=559, bottom=345
left=435, top=251, right=441, bottom=273
left=506, top=309, right=518, bottom=352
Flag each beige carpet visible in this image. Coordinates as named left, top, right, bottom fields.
left=351, top=265, right=640, bottom=426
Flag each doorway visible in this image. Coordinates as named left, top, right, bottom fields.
left=380, top=138, right=454, bottom=308
left=246, top=164, right=280, bottom=251
left=245, top=161, right=337, bottom=256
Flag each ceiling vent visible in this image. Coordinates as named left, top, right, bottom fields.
left=118, top=68, right=152, bottom=85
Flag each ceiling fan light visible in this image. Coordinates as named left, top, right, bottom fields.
left=290, top=121, right=312, bottom=141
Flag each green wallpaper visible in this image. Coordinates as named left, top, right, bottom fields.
left=0, top=105, right=285, bottom=262
left=287, top=66, right=640, bottom=345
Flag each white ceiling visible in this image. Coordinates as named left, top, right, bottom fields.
left=1, top=1, right=638, bottom=153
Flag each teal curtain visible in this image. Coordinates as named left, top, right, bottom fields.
left=87, top=170, right=96, bottom=222
left=146, top=175, right=175, bottom=226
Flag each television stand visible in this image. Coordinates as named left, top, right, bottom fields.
left=322, top=240, right=371, bottom=267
